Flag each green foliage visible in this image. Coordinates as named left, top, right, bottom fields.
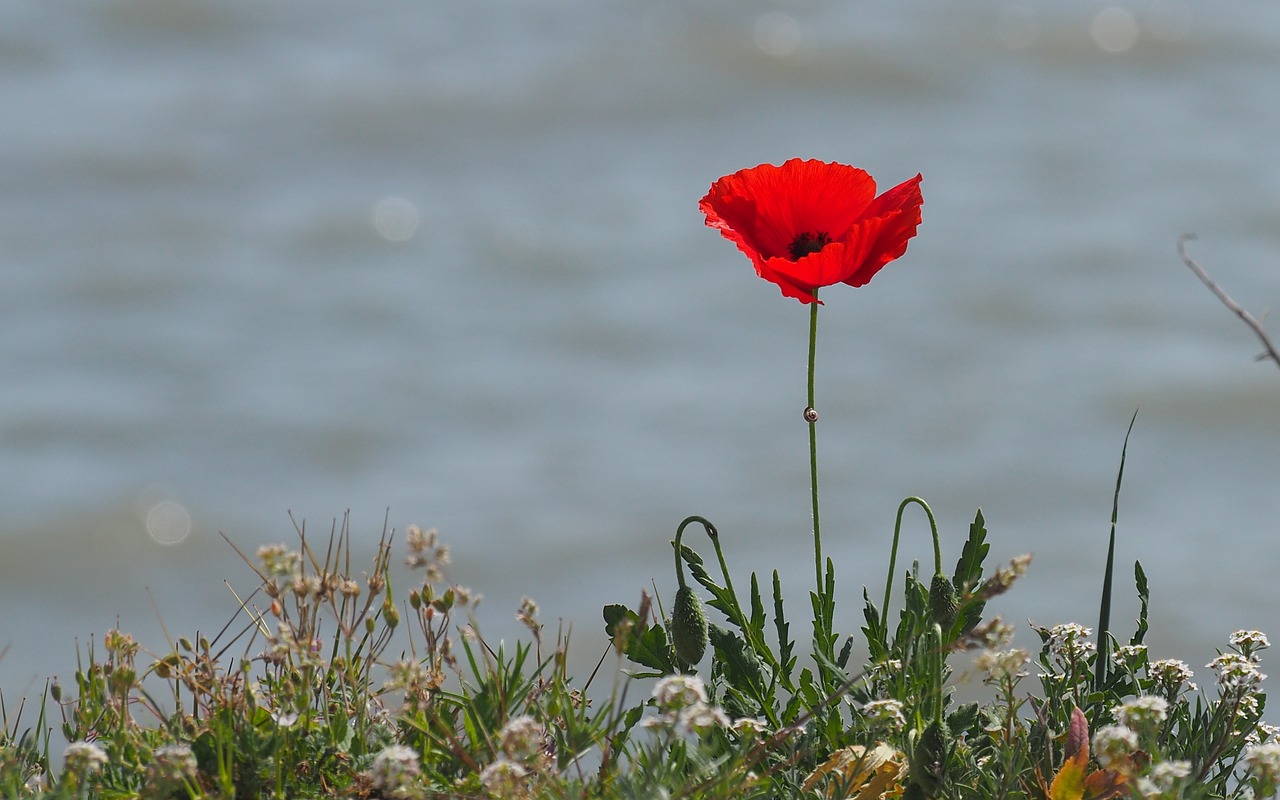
left=0, top=503, right=1274, bottom=800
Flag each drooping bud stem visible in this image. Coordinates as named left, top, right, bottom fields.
left=881, top=496, right=940, bottom=633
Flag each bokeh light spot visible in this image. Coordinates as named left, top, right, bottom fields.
left=754, top=12, right=801, bottom=58
left=371, top=196, right=420, bottom=242
left=1091, top=7, right=1139, bottom=53
left=146, top=500, right=192, bottom=545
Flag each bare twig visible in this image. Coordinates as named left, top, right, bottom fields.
left=1178, top=234, right=1280, bottom=370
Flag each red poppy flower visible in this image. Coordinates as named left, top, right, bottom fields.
left=700, top=159, right=923, bottom=304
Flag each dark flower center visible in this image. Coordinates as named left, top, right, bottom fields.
left=788, top=231, right=831, bottom=260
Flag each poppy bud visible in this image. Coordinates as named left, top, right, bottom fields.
left=670, top=585, right=708, bottom=665
left=910, top=720, right=953, bottom=795
left=928, top=573, right=959, bottom=629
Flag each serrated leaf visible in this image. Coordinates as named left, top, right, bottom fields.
left=862, top=587, right=888, bottom=661
left=837, top=636, right=854, bottom=668
left=603, top=604, right=675, bottom=673
left=953, top=509, right=990, bottom=591
left=1131, top=560, right=1149, bottom=646
left=750, top=572, right=766, bottom=638
left=603, top=604, right=638, bottom=638
left=774, top=570, right=795, bottom=683
left=708, top=624, right=765, bottom=695
left=682, top=546, right=740, bottom=626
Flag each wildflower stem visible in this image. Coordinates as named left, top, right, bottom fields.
left=881, top=496, right=939, bottom=632
left=807, top=293, right=823, bottom=599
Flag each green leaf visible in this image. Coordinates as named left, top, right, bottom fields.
left=1131, top=560, right=1149, bottom=646
left=862, top=587, right=889, bottom=662
left=708, top=624, right=765, bottom=697
left=837, top=636, right=854, bottom=669
left=682, top=547, right=740, bottom=629
left=603, top=604, right=675, bottom=673
left=773, top=570, right=795, bottom=685
left=749, top=572, right=766, bottom=640
left=952, top=509, right=990, bottom=591
left=953, top=510, right=990, bottom=637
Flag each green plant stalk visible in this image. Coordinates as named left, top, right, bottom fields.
left=806, top=292, right=823, bottom=599
left=881, top=496, right=940, bottom=632
left=1095, top=409, right=1138, bottom=687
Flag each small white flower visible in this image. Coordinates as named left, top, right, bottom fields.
left=976, top=648, right=1030, bottom=682
left=1112, top=695, right=1168, bottom=731
left=1209, top=652, right=1266, bottom=691
left=1047, top=623, right=1096, bottom=660
left=479, top=757, right=530, bottom=798
left=369, top=745, right=422, bottom=799
left=1112, top=644, right=1147, bottom=665
left=1146, top=760, right=1191, bottom=793
left=1092, top=724, right=1138, bottom=768
left=732, top=717, right=769, bottom=735
left=1231, top=630, right=1271, bottom=654
left=652, top=674, right=708, bottom=711
left=1245, top=742, right=1280, bottom=784
left=145, top=744, right=198, bottom=792
left=679, top=703, right=730, bottom=735
left=499, top=715, right=546, bottom=763
left=861, top=699, right=907, bottom=733
left=271, top=709, right=299, bottom=728
left=1248, top=722, right=1280, bottom=747
left=63, top=741, right=108, bottom=775
left=1238, top=693, right=1262, bottom=720
left=257, top=544, right=302, bottom=578
left=640, top=712, right=676, bottom=731
left=1148, top=658, right=1195, bottom=693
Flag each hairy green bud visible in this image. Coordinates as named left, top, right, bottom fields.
left=670, top=585, right=708, bottom=665
left=911, top=719, right=953, bottom=795
left=929, top=573, right=959, bottom=629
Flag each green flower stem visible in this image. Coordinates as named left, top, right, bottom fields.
left=881, top=496, right=940, bottom=632
left=807, top=293, right=823, bottom=599
left=673, top=518, right=692, bottom=590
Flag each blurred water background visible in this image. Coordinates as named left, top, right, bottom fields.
left=3, top=0, right=1280, bottom=701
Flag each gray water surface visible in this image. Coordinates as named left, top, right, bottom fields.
left=3, top=1, right=1279, bottom=696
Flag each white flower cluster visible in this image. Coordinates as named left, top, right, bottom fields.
left=1112, top=695, right=1169, bottom=733
left=1047, top=623, right=1096, bottom=661
left=1148, top=658, right=1196, bottom=694
left=62, top=741, right=108, bottom=776
left=1092, top=724, right=1139, bottom=768
left=1135, top=759, right=1191, bottom=798
left=1245, top=742, right=1280, bottom=786
left=368, top=745, right=423, bottom=800
left=860, top=699, right=907, bottom=733
left=144, top=744, right=198, bottom=793
left=1208, top=652, right=1267, bottom=692
left=643, top=675, right=731, bottom=736
left=976, top=648, right=1030, bottom=683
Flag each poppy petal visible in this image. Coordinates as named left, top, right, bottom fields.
left=701, top=162, right=921, bottom=303
left=701, top=160, right=877, bottom=261
left=841, top=174, right=923, bottom=287
left=762, top=244, right=853, bottom=299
